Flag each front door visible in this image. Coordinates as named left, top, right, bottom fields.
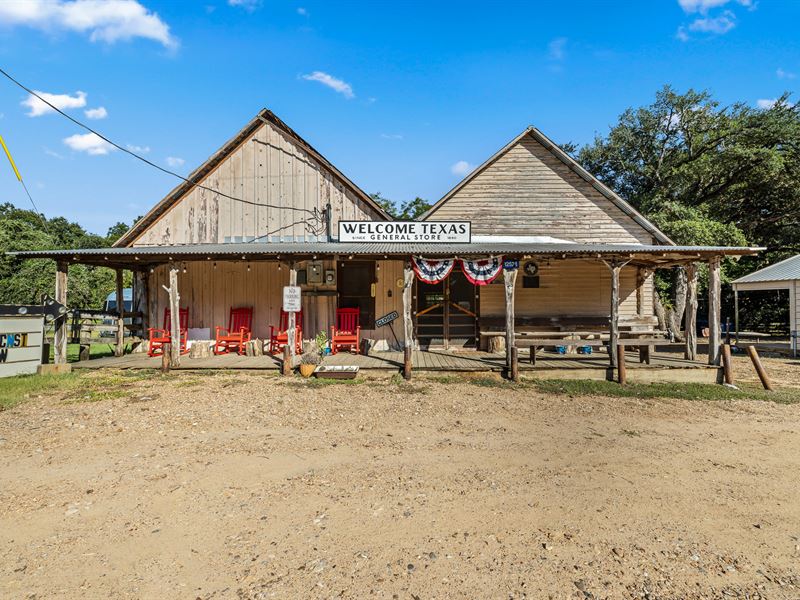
left=415, top=269, right=478, bottom=349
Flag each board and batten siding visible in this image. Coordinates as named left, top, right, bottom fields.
left=148, top=260, right=406, bottom=346
left=131, top=119, right=382, bottom=247
left=427, top=135, right=654, bottom=244
left=479, top=261, right=650, bottom=319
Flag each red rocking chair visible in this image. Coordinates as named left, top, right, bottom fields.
left=330, top=307, right=361, bottom=354
left=268, top=310, right=303, bottom=354
left=215, top=307, right=253, bottom=355
left=148, top=308, right=189, bottom=357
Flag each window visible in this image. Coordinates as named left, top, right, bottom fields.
left=337, top=261, right=376, bottom=329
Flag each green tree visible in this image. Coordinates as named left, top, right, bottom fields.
left=371, top=192, right=432, bottom=220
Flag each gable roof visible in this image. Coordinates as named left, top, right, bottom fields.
left=421, top=126, right=674, bottom=245
left=733, top=255, right=800, bottom=285
left=114, top=108, right=390, bottom=247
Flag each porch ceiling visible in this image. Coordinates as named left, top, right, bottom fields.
left=7, top=242, right=762, bottom=269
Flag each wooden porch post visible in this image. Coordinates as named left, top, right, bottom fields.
left=635, top=268, right=646, bottom=317
left=287, top=262, right=297, bottom=365
left=54, top=260, right=69, bottom=365
left=168, top=264, right=181, bottom=368
left=604, top=260, right=625, bottom=368
left=402, top=260, right=414, bottom=380
left=133, top=269, right=150, bottom=336
left=733, top=287, right=740, bottom=345
left=708, top=256, right=722, bottom=365
left=503, top=266, right=517, bottom=376
left=115, top=268, right=125, bottom=357
left=684, top=263, right=698, bottom=361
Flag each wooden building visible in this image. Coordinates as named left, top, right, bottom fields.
left=10, top=109, right=760, bottom=376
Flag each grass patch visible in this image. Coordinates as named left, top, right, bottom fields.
left=529, top=379, right=799, bottom=404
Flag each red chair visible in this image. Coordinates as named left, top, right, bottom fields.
left=268, top=310, right=303, bottom=354
left=148, top=308, right=189, bottom=357
left=330, top=307, right=361, bottom=354
left=215, top=307, right=253, bottom=355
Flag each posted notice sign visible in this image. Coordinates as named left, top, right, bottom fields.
left=282, top=286, right=302, bottom=313
left=339, top=221, right=471, bottom=243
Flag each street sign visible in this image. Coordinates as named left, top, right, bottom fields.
left=282, top=286, right=302, bottom=312
left=375, top=311, right=399, bottom=328
left=503, top=259, right=520, bottom=270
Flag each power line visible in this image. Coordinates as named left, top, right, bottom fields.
left=0, top=131, right=48, bottom=229
left=0, top=66, right=315, bottom=217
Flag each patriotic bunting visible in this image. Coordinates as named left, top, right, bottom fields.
left=461, top=256, right=504, bottom=285
left=411, top=256, right=455, bottom=283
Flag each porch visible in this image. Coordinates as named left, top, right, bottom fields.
left=71, top=347, right=720, bottom=383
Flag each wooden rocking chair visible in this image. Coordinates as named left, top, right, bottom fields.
left=148, top=308, right=189, bottom=357
left=215, top=307, right=253, bottom=355
left=330, top=307, right=361, bottom=354
left=268, top=310, right=303, bottom=355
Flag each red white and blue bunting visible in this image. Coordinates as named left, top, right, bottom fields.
left=461, top=256, right=504, bottom=286
left=412, top=256, right=456, bottom=283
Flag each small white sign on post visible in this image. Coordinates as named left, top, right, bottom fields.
left=0, top=316, right=45, bottom=377
left=283, top=286, right=302, bottom=313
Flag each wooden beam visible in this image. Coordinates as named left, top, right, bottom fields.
left=54, top=261, right=68, bottom=365
left=684, top=263, right=698, bottom=361
left=115, top=268, right=125, bottom=357
left=746, top=345, right=772, bottom=390
left=721, top=343, right=734, bottom=385
left=287, top=262, right=297, bottom=366
left=402, top=261, right=414, bottom=380
left=635, top=268, right=647, bottom=317
left=168, top=264, right=181, bottom=368
left=617, top=344, right=627, bottom=384
left=503, top=267, right=518, bottom=376
left=603, top=259, right=628, bottom=368
left=708, top=256, right=721, bottom=365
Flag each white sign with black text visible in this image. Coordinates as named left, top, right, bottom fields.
left=282, top=286, right=302, bottom=313
left=338, top=221, right=471, bottom=243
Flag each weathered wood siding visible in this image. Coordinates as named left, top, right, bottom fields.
left=427, top=135, right=653, bottom=243
left=132, top=120, right=382, bottom=246
left=148, top=259, right=406, bottom=346
left=479, top=261, right=652, bottom=319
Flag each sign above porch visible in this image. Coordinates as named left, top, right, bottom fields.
left=338, top=221, right=471, bottom=243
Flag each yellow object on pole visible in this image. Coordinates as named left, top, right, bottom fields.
left=0, top=133, right=23, bottom=181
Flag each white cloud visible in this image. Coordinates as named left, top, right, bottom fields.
left=301, top=71, right=355, bottom=99
left=44, top=147, right=64, bottom=159
left=777, top=67, right=796, bottom=80
left=678, top=0, right=751, bottom=13
left=63, top=132, right=114, bottom=155
left=548, top=37, right=567, bottom=61
left=297, top=7, right=308, bottom=16
left=126, top=143, right=150, bottom=153
left=84, top=106, right=108, bottom=119
left=165, top=156, right=185, bottom=167
left=228, top=0, right=261, bottom=10
left=676, top=26, right=690, bottom=41
left=451, top=160, right=475, bottom=177
left=688, top=10, right=736, bottom=34
left=0, top=0, right=177, bottom=48
left=380, top=133, right=403, bottom=140
left=22, top=90, right=86, bottom=117
left=757, top=99, right=777, bottom=109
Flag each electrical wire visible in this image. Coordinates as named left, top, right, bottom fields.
left=0, top=66, right=315, bottom=217
left=0, top=131, right=48, bottom=228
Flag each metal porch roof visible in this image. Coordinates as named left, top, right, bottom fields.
left=732, top=254, right=800, bottom=285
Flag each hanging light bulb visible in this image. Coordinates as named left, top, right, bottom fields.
left=213, top=262, right=217, bottom=270
left=376, top=263, right=381, bottom=271
left=247, top=263, right=251, bottom=272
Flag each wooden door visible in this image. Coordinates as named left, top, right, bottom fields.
left=415, top=269, right=478, bottom=349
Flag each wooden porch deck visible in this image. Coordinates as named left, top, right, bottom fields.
left=71, top=349, right=720, bottom=383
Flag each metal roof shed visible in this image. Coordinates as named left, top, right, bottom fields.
left=732, top=255, right=800, bottom=353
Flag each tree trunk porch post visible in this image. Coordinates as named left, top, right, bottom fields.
left=115, top=268, right=125, bottom=357
left=402, top=260, right=414, bottom=380
left=604, top=259, right=627, bottom=369
left=54, top=260, right=69, bottom=365
left=168, top=264, right=181, bottom=368
left=503, top=266, right=518, bottom=379
left=708, top=256, right=722, bottom=365
left=684, top=262, right=698, bottom=361
left=287, top=262, right=297, bottom=370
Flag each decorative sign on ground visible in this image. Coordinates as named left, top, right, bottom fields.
left=339, top=221, right=471, bottom=243
left=282, top=286, right=302, bottom=313
left=375, top=311, right=399, bottom=328
left=0, top=316, right=44, bottom=377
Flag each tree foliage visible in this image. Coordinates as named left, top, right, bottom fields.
left=0, top=203, right=133, bottom=308
left=371, top=193, right=432, bottom=220
left=576, top=86, right=800, bottom=331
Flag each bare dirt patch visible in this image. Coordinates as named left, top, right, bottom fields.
left=1, top=370, right=799, bottom=599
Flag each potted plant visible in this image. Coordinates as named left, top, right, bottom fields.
left=315, top=330, right=329, bottom=355
left=298, top=352, right=320, bottom=377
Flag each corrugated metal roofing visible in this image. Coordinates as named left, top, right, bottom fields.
left=8, top=241, right=761, bottom=261
left=732, top=255, right=800, bottom=284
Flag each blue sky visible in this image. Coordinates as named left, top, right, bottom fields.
left=0, top=0, right=797, bottom=234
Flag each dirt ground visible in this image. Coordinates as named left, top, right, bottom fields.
left=1, top=357, right=799, bottom=599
